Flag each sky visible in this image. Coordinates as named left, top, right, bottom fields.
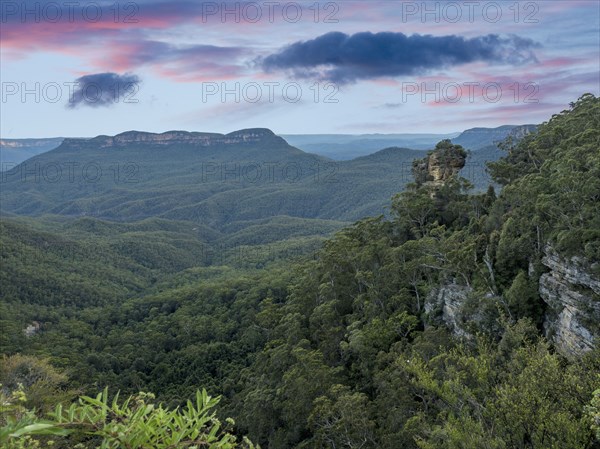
left=1, top=0, right=599, bottom=137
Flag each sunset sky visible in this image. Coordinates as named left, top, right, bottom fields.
left=1, top=0, right=599, bottom=137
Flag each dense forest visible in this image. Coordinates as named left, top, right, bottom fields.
left=1, top=94, right=599, bottom=448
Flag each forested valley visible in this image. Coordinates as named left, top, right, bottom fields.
left=1, top=94, right=599, bottom=448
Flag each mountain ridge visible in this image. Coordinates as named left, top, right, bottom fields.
left=452, top=124, right=537, bottom=150
left=1, top=125, right=535, bottom=167
left=61, top=128, right=284, bottom=150
left=0, top=125, right=524, bottom=224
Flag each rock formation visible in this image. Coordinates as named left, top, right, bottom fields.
left=426, top=245, right=600, bottom=357
left=539, top=246, right=599, bottom=357
left=412, top=139, right=467, bottom=189
left=425, top=284, right=504, bottom=339
left=425, top=284, right=472, bottom=337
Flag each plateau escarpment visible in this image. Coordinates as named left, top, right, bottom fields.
left=60, top=129, right=284, bottom=149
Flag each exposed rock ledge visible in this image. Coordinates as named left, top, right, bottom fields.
left=425, top=283, right=504, bottom=339
left=539, top=246, right=599, bottom=357
left=424, top=245, right=600, bottom=358
left=425, top=284, right=472, bottom=337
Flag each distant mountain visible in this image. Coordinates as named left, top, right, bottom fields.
left=1, top=125, right=535, bottom=248
left=452, top=124, right=537, bottom=151
left=447, top=125, right=538, bottom=186
left=0, top=129, right=428, bottom=226
left=0, top=126, right=534, bottom=169
left=0, top=137, right=65, bottom=170
left=283, top=126, right=536, bottom=161
left=282, top=133, right=459, bottom=160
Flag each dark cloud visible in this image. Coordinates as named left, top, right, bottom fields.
left=67, top=73, right=140, bottom=108
left=261, top=32, right=540, bottom=84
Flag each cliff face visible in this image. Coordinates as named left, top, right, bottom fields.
left=425, top=284, right=503, bottom=339
left=61, top=129, right=283, bottom=149
left=539, top=246, right=600, bottom=357
left=425, top=284, right=472, bottom=337
left=426, top=246, right=600, bottom=357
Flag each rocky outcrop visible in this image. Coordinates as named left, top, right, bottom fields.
left=425, top=282, right=506, bottom=339
left=24, top=321, right=41, bottom=337
left=425, top=284, right=472, bottom=337
left=539, top=246, right=600, bottom=357
left=424, top=247, right=599, bottom=357
left=61, top=128, right=283, bottom=150
left=412, top=140, right=467, bottom=188
left=427, top=150, right=467, bottom=185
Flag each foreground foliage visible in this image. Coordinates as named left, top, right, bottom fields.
left=1, top=386, right=256, bottom=449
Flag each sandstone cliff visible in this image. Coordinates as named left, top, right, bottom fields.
left=425, top=284, right=504, bottom=339
left=426, top=247, right=600, bottom=357
left=424, top=284, right=472, bottom=337
left=539, top=246, right=599, bottom=356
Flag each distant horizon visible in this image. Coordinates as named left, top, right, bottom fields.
left=2, top=123, right=539, bottom=141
